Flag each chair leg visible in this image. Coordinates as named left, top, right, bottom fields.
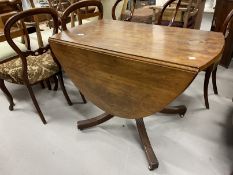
left=57, top=72, right=72, bottom=106
left=40, top=81, right=45, bottom=89
left=212, top=67, right=218, bottom=95
left=26, top=85, right=47, bottom=124
left=204, top=69, right=211, bottom=109
left=53, top=75, right=58, bottom=91
left=79, top=91, right=87, bottom=104
left=45, top=79, right=51, bottom=90
left=0, top=79, right=14, bottom=111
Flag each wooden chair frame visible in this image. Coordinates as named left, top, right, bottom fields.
left=157, top=0, right=200, bottom=28
left=0, top=0, right=23, bottom=14
left=112, top=0, right=136, bottom=21
left=204, top=9, right=233, bottom=109
left=47, top=0, right=71, bottom=12
left=61, top=0, right=103, bottom=28
left=0, top=0, right=30, bottom=58
left=2, top=8, right=72, bottom=124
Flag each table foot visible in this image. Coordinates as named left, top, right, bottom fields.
left=136, top=118, right=159, bottom=170
left=160, top=105, right=187, bottom=118
left=77, top=113, right=114, bottom=130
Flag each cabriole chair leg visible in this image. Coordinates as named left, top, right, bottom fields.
left=40, top=81, right=45, bottom=89
left=212, top=67, right=218, bottom=95
left=0, top=79, right=14, bottom=111
left=53, top=75, right=58, bottom=91
left=45, top=79, right=52, bottom=90
left=204, top=69, right=211, bottom=109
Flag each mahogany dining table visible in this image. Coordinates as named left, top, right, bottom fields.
left=49, top=19, right=224, bottom=170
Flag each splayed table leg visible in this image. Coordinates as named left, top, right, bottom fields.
left=77, top=113, right=114, bottom=130
left=136, top=118, right=159, bottom=170
left=76, top=105, right=186, bottom=170
left=160, top=105, right=187, bottom=117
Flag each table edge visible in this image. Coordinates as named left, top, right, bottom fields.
left=49, top=37, right=200, bottom=73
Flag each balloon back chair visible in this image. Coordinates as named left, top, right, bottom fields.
left=61, top=0, right=103, bottom=28
left=112, top=0, right=136, bottom=21
left=1, top=8, right=72, bottom=124
left=157, top=0, right=200, bottom=28
left=203, top=9, right=233, bottom=108
left=201, top=9, right=233, bottom=109
left=0, top=0, right=30, bottom=61
left=112, top=0, right=155, bottom=24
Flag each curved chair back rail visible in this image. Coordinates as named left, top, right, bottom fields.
left=158, top=0, right=182, bottom=26
left=0, top=0, right=25, bottom=42
left=61, top=0, right=103, bottom=30
left=221, top=9, right=233, bottom=36
left=112, top=0, right=122, bottom=20
left=157, top=0, right=200, bottom=28
left=47, top=0, right=71, bottom=12
left=112, top=0, right=136, bottom=21
left=0, top=0, right=23, bottom=14
left=4, top=8, right=59, bottom=84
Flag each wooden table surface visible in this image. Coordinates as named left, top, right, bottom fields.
left=50, top=19, right=224, bottom=119
left=51, top=20, right=224, bottom=71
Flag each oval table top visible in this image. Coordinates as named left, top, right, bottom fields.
left=50, top=19, right=224, bottom=72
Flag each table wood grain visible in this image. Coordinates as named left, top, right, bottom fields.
left=49, top=19, right=224, bottom=119
left=51, top=20, right=224, bottom=71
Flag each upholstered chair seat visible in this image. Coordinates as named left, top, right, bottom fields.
left=0, top=52, right=59, bottom=84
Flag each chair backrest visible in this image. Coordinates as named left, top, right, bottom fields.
left=47, top=0, right=71, bottom=12
left=112, top=0, right=136, bottom=21
left=0, top=0, right=22, bottom=14
left=220, top=9, right=233, bottom=38
left=61, top=0, right=103, bottom=30
left=157, top=0, right=200, bottom=28
left=0, top=0, right=22, bottom=32
left=4, top=8, right=59, bottom=82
